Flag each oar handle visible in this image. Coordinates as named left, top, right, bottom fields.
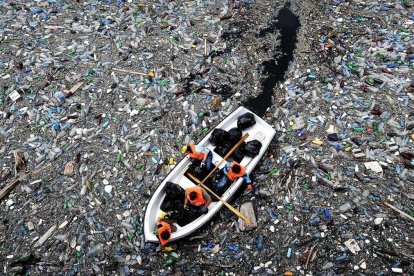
left=188, top=173, right=252, bottom=225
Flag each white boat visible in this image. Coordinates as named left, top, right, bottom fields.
left=143, top=106, right=276, bottom=243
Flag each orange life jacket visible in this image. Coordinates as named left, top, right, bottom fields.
left=226, top=162, right=246, bottom=181
left=157, top=221, right=172, bottom=246
left=186, top=186, right=207, bottom=206
left=187, top=144, right=205, bottom=160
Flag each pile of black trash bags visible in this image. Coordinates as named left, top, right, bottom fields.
left=161, top=182, right=204, bottom=226
left=210, top=112, right=262, bottom=162
left=160, top=113, right=263, bottom=226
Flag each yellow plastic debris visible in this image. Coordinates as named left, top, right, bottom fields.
left=312, top=139, right=323, bottom=146
left=345, top=146, right=352, bottom=152
left=412, top=134, right=414, bottom=141
left=147, top=71, right=155, bottom=78
left=158, top=212, right=167, bottom=219
left=169, top=157, right=174, bottom=165
left=164, top=246, right=173, bottom=252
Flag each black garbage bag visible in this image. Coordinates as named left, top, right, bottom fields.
left=187, top=163, right=201, bottom=177
left=214, top=141, right=233, bottom=157
left=209, top=128, right=229, bottom=146
left=166, top=207, right=185, bottom=221
left=232, top=147, right=245, bottom=163
left=214, top=145, right=230, bottom=157
left=161, top=198, right=182, bottom=212
left=160, top=182, right=185, bottom=212
left=164, top=182, right=185, bottom=201
left=243, top=139, right=262, bottom=157
left=193, top=165, right=208, bottom=180
left=186, top=164, right=214, bottom=187
left=228, top=127, right=242, bottom=145
left=237, top=112, right=256, bottom=130
left=177, top=207, right=203, bottom=225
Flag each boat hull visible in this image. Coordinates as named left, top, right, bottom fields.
left=143, top=106, right=276, bottom=243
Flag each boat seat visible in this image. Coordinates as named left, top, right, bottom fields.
left=177, top=175, right=197, bottom=190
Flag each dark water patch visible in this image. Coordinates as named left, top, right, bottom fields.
left=244, top=3, right=300, bottom=117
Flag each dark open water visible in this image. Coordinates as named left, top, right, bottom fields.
left=244, top=4, right=300, bottom=117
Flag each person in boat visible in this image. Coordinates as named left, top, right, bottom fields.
left=184, top=186, right=212, bottom=214
left=162, top=182, right=208, bottom=225
left=156, top=217, right=177, bottom=248
left=182, top=144, right=213, bottom=171
left=213, top=161, right=253, bottom=195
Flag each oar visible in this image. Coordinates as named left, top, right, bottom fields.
left=187, top=172, right=252, bottom=225
left=199, top=133, right=249, bottom=186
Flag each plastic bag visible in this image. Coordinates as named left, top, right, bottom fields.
left=243, top=140, right=262, bottom=157
left=232, top=147, right=245, bottom=163
left=237, top=112, right=256, bottom=130
left=209, top=128, right=229, bottom=146
left=164, top=182, right=185, bottom=200
left=214, top=145, right=230, bottom=157
left=161, top=198, right=183, bottom=212
left=166, top=208, right=185, bottom=220
left=214, top=142, right=232, bottom=157
left=193, top=165, right=208, bottom=179
left=161, top=182, right=185, bottom=211
left=188, top=163, right=208, bottom=180
left=228, top=127, right=242, bottom=145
